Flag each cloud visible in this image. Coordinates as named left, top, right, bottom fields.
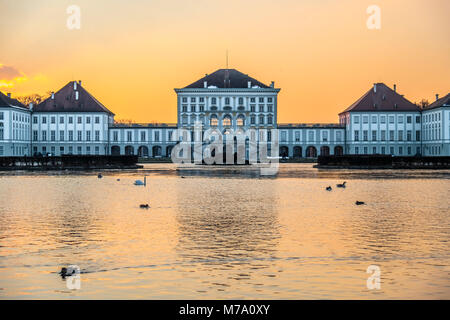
left=0, top=64, right=27, bottom=88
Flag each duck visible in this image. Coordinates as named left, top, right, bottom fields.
left=181, top=176, right=186, bottom=179
left=59, top=266, right=78, bottom=278
left=97, top=173, right=103, bottom=179
left=336, top=181, right=346, bottom=188
left=140, top=204, right=150, bottom=209
left=117, top=178, right=120, bottom=181
left=355, top=201, right=365, bottom=205
left=326, top=186, right=332, bottom=191
left=134, top=176, right=147, bottom=186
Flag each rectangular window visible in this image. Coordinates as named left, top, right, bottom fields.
left=77, top=146, right=82, bottom=155
left=389, top=130, right=395, bottom=141
left=155, top=131, right=160, bottom=142
left=86, top=117, right=91, bottom=124
left=407, top=116, right=412, bottom=124
left=295, top=131, right=300, bottom=142
left=69, top=117, right=73, bottom=124
left=281, top=131, right=287, bottom=142
left=140, top=131, right=146, bottom=141
left=336, top=131, right=342, bottom=142
left=416, top=131, right=420, bottom=141
left=363, top=116, right=368, bottom=124
left=250, top=105, right=255, bottom=112
left=322, top=131, right=328, bottom=142
left=267, top=105, right=273, bottom=112
left=381, top=146, right=385, bottom=154
left=60, top=146, right=64, bottom=155
left=354, top=130, right=359, bottom=141
left=407, top=130, right=412, bottom=141
left=95, top=146, right=100, bottom=155
left=355, top=147, right=359, bottom=154
left=390, top=146, right=394, bottom=155
left=77, top=117, right=82, bottom=124
left=127, top=131, right=132, bottom=142
left=381, top=130, right=386, bottom=141
left=51, top=116, right=56, bottom=124
left=33, top=130, right=38, bottom=141
left=95, top=130, right=100, bottom=141
left=371, top=116, right=377, bottom=124
left=372, top=130, right=377, bottom=141
left=398, top=130, right=403, bottom=141
left=60, top=130, right=64, bottom=141
left=416, top=116, right=420, bottom=123
left=33, top=116, right=38, bottom=124
left=259, top=105, right=264, bottom=112
left=42, top=117, right=47, bottom=124
left=363, top=130, right=368, bottom=141
left=373, top=147, right=377, bottom=154
left=354, top=116, right=360, bottom=124
left=113, top=131, right=118, bottom=142
left=77, top=131, right=82, bottom=141
left=86, top=146, right=91, bottom=155
left=95, top=116, right=100, bottom=124
left=399, top=147, right=403, bottom=155
left=51, top=130, right=56, bottom=141
left=69, top=131, right=73, bottom=141
left=380, top=115, right=386, bottom=124
left=398, top=116, right=404, bottom=124
left=389, top=116, right=395, bottom=124
left=86, top=131, right=91, bottom=141
left=60, top=117, right=64, bottom=124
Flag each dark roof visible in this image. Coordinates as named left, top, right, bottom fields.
left=424, top=93, right=450, bottom=110
left=0, top=91, right=27, bottom=109
left=340, top=83, right=420, bottom=114
left=183, top=69, right=271, bottom=89
left=34, top=81, right=114, bottom=115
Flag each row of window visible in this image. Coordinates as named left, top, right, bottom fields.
left=423, top=112, right=442, bottom=123
left=33, top=130, right=101, bottom=142
left=33, top=145, right=101, bottom=156
left=354, top=146, right=421, bottom=156
left=182, top=97, right=273, bottom=104
left=280, top=131, right=343, bottom=142
left=353, top=115, right=420, bottom=125
left=354, top=130, right=420, bottom=142
left=33, top=115, right=101, bottom=125
left=181, top=104, right=274, bottom=113
left=112, top=131, right=164, bottom=143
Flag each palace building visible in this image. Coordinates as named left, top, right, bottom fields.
left=0, top=68, right=448, bottom=157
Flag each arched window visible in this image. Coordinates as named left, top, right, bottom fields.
left=210, top=115, right=218, bottom=127
left=237, top=115, right=245, bottom=126
left=223, top=116, right=232, bottom=127
left=259, top=115, right=265, bottom=124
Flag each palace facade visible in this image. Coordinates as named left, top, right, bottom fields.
left=0, top=68, right=448, bottom=157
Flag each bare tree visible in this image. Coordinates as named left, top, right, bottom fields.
left=415, top=99, right=430, bottom=109
left=16, top=92, right=51, bottom=106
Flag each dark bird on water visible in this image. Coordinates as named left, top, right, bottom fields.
left=355, top=201, right=365, bottom=205
left=140, top=204, right=150, bottom=209
left=97, top=173, right=103, bottom=179
left=326, top=186, right=332, bottom=191
left=59, top=267, right=78, bottom=278
left=337, top=181, right=346, bottom=188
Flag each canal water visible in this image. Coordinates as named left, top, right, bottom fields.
left=0, top=164, right=449, bottom=299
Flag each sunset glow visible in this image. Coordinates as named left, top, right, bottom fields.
left=1, top=0, right=449, bottom=123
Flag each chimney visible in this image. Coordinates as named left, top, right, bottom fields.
left=270, top=81, right=275, bottom=88
left=74, top=81, right=77, bottom=90
left=248, top=81, right=251, bottom=88
left=75, top=91, right=79, bottom=100
left=436, top=94, right=439, bottom=101
left=373, top=84, right=377, bottom=93
left=51, top=92, right=55, bottom=99
left=29, top=103, right=33, bottom=111
left=393, top=84, right=397, bottom=92
left=204, top=81, right=207, bottom=88
left=7, top=93, right=11, bottom=98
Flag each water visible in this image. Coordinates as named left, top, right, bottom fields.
left=0, top=164, right=449, bottom=299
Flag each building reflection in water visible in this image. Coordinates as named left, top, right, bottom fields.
left=174, top=174, right=281, bottom=288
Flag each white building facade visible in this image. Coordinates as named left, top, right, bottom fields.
left=0, top=70, right=448, bottom=158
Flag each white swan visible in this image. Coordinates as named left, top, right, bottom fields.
left=134, top=176, right=147, bottom=186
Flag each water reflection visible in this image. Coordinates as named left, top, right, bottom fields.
left=175, top=177, right=281, bottom=290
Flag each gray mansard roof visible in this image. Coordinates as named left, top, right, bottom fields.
left=34, top=81, right=114, bottom=115
left=340, top=83, right=420, bottom=114
left=182, top=69, right=272, bottom=89
left=0, top=91, right=27, bottom=109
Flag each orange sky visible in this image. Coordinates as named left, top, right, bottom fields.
left=0, top=0, right=449, bottom=123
